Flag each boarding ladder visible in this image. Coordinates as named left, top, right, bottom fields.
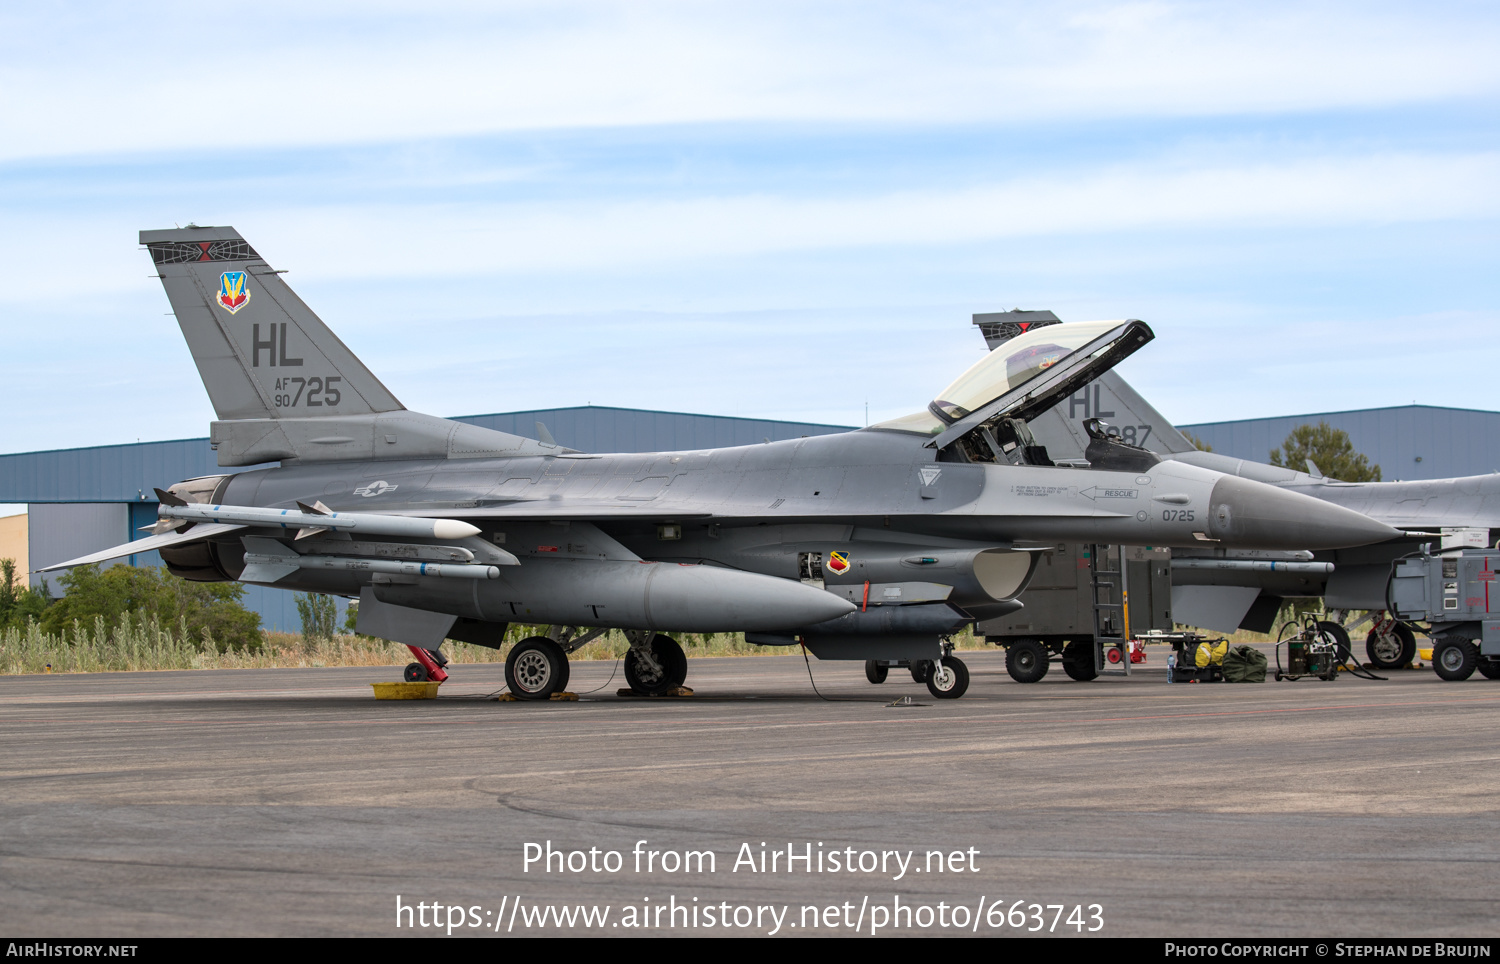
left=1087, top=543, right=1132, bottom=677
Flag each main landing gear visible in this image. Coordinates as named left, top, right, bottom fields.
left=395, top=626, right=697, bottom=700
left=501, top=626, right=613, bottom=700
left=505, top=636, right=571, bottom=699
left=624, top=631, right=688, bottom=696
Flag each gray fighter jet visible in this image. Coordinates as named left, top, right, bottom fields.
left=45, top=227, right=1398, bottom=700
left=975, top=310, right=1500, bottom=667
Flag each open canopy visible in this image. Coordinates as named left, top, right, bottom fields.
left=930, top=320, right=1123, bottom=422
left=869, top=319, right=1154, bottom=446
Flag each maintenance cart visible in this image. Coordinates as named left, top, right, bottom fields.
left=1388, top=547, right=1500, bottom=681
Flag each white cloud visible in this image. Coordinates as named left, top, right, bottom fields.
left=1, top=149, right=1493, bottom=305
left=0, top=1, right=1496, bottom=160
left=162, top=150, right=1500, bottom=280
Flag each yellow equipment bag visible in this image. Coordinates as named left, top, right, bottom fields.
left=1195, top=639, right=1229, bottom=668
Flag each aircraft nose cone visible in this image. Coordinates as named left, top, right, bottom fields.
left=1206, top=475, right=1400, bottom=549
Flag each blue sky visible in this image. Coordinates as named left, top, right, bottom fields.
left=1, top=1, right=1497, bottom=467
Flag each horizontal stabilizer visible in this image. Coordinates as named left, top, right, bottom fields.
left=36, top=523, right=246, bottom=572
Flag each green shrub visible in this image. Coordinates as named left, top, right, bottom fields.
left=0, top=559, right=49, bottom=630
left=40, top=564, right=262, bottom=652
left=295, top=592, right=339, bottom=644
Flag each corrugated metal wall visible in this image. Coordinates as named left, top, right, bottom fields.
left=1179, top=405, right=1500, bottom=482
left=1, top=438, right=232, bottom=503
left=28, top=503, right=129, bottom=595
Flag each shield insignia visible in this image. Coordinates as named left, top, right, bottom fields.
left=217, top=271, right=251, bottom=313
left=827, top=550, right=850, bottom=575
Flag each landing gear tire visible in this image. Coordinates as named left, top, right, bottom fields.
left=910, top=661, right=931, bottom=683
left=1062, top=643, right=1098, bottom=682
left=505, top=636, right=567, bottom=700
left=1433, top=638, right=1478, bottom=682
left=1006, top=639, right=1049, bottom=683
left=625, top=634, right=687, bottom=696
left=926, top=656, right=969, bottom=700
left=865, top=660, right=888, bottom=684
left=1366, top=623, right=1417, bottom=669
left=1318, top=621, right=1353, bottom=663
left=403, top=662, right=428, bottom=682
left=1478, top=660, right=1500, bottom=680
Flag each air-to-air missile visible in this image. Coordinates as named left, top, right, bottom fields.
left=45, top=226, right=1398, bottom=701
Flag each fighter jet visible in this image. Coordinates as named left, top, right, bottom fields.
left=973, top=310, right=1500, bottom=668
left=44, top=227, right=1398, bottom=701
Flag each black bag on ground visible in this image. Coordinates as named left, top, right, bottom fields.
left=1222, top=644, right=1268, bottom=683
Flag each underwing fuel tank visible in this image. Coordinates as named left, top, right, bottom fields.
left=371, top=558, right=857, bottom=633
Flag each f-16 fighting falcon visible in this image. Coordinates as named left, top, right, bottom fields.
left=46, top=226, right=1398, bottom=701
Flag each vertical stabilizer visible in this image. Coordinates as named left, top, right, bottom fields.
left=141, top=226, right=404, bottom=421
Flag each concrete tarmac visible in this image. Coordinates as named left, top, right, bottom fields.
left=2, top=649, right=1498, bottom=938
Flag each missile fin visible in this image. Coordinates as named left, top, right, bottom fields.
left=154, top=487, right=188, bottom=507
left=239, top=563, right=299, bottom=584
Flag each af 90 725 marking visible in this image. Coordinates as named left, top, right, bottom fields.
left=273, top=375, right=342, bottom=408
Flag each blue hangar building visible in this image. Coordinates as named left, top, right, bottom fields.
left=4, top=402, right=1498, bottom=631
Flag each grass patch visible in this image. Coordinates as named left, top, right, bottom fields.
left=2, top=621, right=991, bottom=675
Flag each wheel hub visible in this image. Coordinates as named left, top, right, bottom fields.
left=930, top=665, right=954, bottom=691
left=1371, top=633, right=1401, bottom=663
left=1441, top=646, right=1465, bottom=672
left=514, top=651, right=552, bottom=692
left=630, top=650, right=664, bottom=683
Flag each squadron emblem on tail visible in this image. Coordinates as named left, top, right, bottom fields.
left=217, top=271, right=250, bottom=313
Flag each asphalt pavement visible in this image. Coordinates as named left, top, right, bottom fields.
left=2, top=649, right=1497, bottom=937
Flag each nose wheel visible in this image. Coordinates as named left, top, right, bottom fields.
left=924, top=655, right=969, bottom=699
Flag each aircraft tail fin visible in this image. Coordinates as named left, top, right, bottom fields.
left=141, top=225, right=555, bottom=466
left=141, top=225, right=404, bottom=421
